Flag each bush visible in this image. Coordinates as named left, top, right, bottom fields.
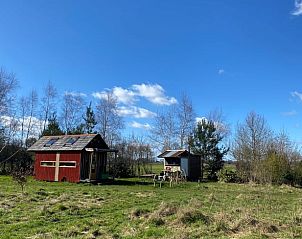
left=218, top=169, right=243, bottom=183
left=292, top=161, right=302, bottom=186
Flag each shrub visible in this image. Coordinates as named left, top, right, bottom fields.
left=292, top=161, right=302, bottom=186
left=218, top=169, right=242, bottom=183
left=11, top=166, right=31, bottom=193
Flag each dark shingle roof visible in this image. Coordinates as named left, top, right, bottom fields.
left=28, top=134, right=107, bottom=152
left=157, top=149, right=190, bottom=158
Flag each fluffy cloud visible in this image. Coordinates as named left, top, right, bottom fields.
left=291, top=91, right=302, bottom=101
left=92, top=83, right=177, bottom=108
left=132, top=83, right=177, bottom=105
left=117, top=106, right=156, bottom=118
left=292, top=0, right=302, bottom=16
left=92, top=87, right=136, bottom=104
left=130, top=121, right=152, bottom=130
left=92, top=91, right=105, bottom=99
left=112, top=87, right=136, bottom=104
left=65, top=91, right=87, bottom=97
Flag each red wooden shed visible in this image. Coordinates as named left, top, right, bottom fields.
left=28, top=134, right=117, bottom=183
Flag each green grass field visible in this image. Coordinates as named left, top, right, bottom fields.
left=149, top=162, right=164, bottom=174
left=0, top=176, right=301, bottom=239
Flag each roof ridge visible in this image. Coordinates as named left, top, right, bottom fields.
left=43, top=134, right=98, bottom=138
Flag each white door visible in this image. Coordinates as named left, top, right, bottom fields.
left=180, top=157, right=189, bottom=177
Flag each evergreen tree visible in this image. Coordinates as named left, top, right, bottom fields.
left=83, top=102, right=97, bottom=134
left=68, top=123, right=85, bottom=135
left=41, top=113, right=64, bottom=136
left=189, top=119, right=229, bottom=180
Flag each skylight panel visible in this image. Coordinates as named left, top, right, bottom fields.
left=44, top=138, right=58, bottom=147
left=64, top=137, right=79, bottom=146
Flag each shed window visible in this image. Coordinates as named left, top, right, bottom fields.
left=41, top=161, right=56, bottom=167
left=44, top=138, right=58, bottom=147
left=64, top=137, right=79, bottom=146
left=59, top=161, right=76, bottom=167
left=165, top=158, right=181, bottom=166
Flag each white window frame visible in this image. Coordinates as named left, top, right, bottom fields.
left=59, top=161, right=77, bottom=168
left=40, top=161, right=56, bottom=167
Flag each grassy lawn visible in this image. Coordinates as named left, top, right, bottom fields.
left=149, top=162, right=164, bottom=174
left=0, top=176, right=301, bottom=239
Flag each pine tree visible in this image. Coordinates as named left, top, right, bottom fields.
left=83, top=102, right=97, bottom=134
left=41, top=113, right=64, bottom=136
left=189, top=119, right=229, bottom=180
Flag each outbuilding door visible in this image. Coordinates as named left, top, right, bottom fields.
left=89, top=153, right=97, bottom=180
left=180, top=157, right=189, bottom=177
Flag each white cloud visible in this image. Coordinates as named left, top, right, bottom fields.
left=92, top=91, right=106, bottom=100
left=292, top=0, right=302, bottom=16
left=291, top=91, right=302, bottom=101
left=218, top=69, right=225, bottom=75
left=112, top=87, right=136, bottom=104
left=130, top=121, right=152, bottom=130
left=0, top=115, right=43, bottom=139
left=132, top=83, right=177, bottom=106
left=282, top=110, right=298, bottom=116
left=93, top=83, right=177, bottom=106
left=92, top=87, right=136, bottom=104
left=117, top=106, right=156, bottom=118
left=65, top=91, right=87, bottom=97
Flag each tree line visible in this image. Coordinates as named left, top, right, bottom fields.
left=1, top=67, right=302, bottom=186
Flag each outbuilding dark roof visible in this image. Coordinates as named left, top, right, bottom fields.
left=157, top=149, right=191, bottom=158
left=28, top=134, right=109, bottom=152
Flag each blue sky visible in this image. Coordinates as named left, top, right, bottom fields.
left=1, top=0, right=302, bottom=141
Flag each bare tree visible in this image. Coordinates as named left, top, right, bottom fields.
left=177, top=93, right=195, bottom=148
left=150, top=93, right=195, bottom=151
left=19, top=96, right=29, bottom=146
left=232, top=111, right=272, bottom=182
left=40, top=81, right=57, bottom=134
left=150, top=108, right=178, bottom=151
left=96, top=91, right=124, bottom=147
left=0, top=68, right=18, bottom=149
left=0, top=68, right=18, bottom=117
left=0, top=112, right=19, bottom=147
left=24, top=90, right=38, bottom=147
left=61, top=92, right=85, bottom=134
left=113, top=135, right=153, bottom=177
left=207, top=109, right=231, bottom=139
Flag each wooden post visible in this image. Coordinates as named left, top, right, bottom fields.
left=89, top=152, right=93, bottom=181
left=54, top=152, right=60, bottom=182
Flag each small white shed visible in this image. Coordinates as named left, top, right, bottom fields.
left=158, top=150, right=201, bottom=180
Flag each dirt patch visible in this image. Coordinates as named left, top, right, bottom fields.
left=129, top=208, right=150, bottom=219
left=156, top=202, right=179, bottom=217
left=133, top=192, right=155, bottom=198
left=177, top=208, right=210, bottom=225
